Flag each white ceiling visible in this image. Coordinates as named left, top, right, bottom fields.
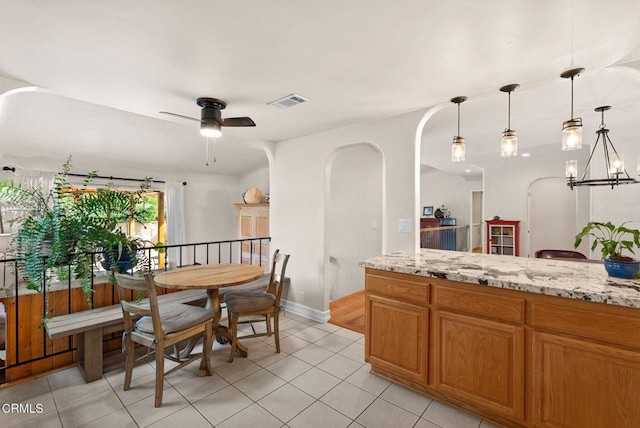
left=1, top=0, right=640, bottom=178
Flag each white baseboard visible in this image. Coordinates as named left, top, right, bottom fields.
left=282, top=299, right=330, bottom=323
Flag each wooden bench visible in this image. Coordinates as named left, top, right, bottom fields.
left=44, top=273, right=283, bottom=382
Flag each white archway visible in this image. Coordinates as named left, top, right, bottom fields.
left=323, top=142, right=384, bottom=305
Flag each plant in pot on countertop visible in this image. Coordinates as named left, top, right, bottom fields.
left=574, top=221, right=640, bottom=279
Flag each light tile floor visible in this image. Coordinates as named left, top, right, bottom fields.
left=0, top=314, right=499, bottom=428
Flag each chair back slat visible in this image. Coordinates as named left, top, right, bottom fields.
left=114, top=273, right=164, bottom=341
left=267, top=249, right=290, bottom=305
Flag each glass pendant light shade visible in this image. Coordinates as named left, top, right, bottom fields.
left=610, top=154, right=624, bottom=176
left=501, top=130, right=518, bottom=157
left=452, top=136, right=465, bottom=162
left=562, top=118, right=582, bottom=150
left=560, top=68, right=584, bottom=151
left=499, top=84, right=519, bottom=158
left=565, top=160, right=578, bottom=178
left=450, top=96, right=467, bottom=162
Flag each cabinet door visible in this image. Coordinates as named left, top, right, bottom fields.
left=255, top=215, right=269, bottom=237
left=240, top=215, right=254, bottom=237
left=532, top=332, right=640, bottom=428
left=433, top=311, right=524, bottom=421
left=366, top=294, right=428, bottom=384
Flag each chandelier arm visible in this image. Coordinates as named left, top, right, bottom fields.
left=580, top=132, right=600, bottom=182
left=601, top=132, right=614, bottom=188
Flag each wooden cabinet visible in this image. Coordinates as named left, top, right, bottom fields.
left=486, top=219, right=520, bottom=256
left=235, top=203, right=269, bottom=268
left=432, top=311, right=524, bottom=421
left=364, top=268, right=640, bottom=428
left=365, top=271, right=429, bottom=383
left=531, top=332, right=640, bottom=427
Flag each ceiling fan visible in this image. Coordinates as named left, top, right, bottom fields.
left=160, top=97, right=256, bottom=138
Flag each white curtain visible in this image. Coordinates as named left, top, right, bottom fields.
left=165, top=181, right=187, bottom=268
left=3, top=169, right=55, bottom=235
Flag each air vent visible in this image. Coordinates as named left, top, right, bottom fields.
left=267, top=93, right=310, bottom=109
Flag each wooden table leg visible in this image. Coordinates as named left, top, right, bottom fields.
left=207, top=289, right=248, bottom=357
left=77, top=329, right=103, bottom=382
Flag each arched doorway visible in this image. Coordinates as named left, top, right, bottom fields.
left=324, top=143, right=383, bottom=326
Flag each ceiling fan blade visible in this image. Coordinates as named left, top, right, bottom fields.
left=222, top=117, right=256, bottom=127
left=159, top=111, right=202, bottom=122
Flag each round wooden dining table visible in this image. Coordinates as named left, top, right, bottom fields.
left=154, top=263, right=264, bottom=357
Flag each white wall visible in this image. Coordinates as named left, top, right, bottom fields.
left=271, top=109, right=426, bottom=316
left=420, top=167, right=482, bottom=250
left=238, top=165, right=270, bottom=204
left=327, top=144, right=383, bottom=301
left=483, top=151, right=592, bottom=257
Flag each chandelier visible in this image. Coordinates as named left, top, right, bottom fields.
left=566, top=106, right=639, bottom=190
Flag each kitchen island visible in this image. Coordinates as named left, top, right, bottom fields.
left=360, top=250, right=640, bottom=428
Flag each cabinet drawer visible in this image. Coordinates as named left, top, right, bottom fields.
left=366, top=270, right=429, bottom=306
left=434, top=285, right=524, bottom=323
left=530, top=301, right=640, bottom=349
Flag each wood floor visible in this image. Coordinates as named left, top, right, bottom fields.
left=328, top=290, right=365, bottom=334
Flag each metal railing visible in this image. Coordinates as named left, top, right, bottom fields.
left=0, top=236, right=270, bottom=384
left=420, top=224, right=470, bottom=252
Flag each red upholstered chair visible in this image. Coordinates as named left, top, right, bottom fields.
left=535, top=249, right=587, bottom=260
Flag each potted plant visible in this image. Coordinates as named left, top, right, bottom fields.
left=0, top=158, right=75, bottom=291
left=0, top=157, right=152, bottom=305
left=64, top=172, right=152, bottom=292
left=574, top=221, right=640, bottom=279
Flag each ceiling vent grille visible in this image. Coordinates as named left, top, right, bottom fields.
left=267, top=93, right=310, bottom=109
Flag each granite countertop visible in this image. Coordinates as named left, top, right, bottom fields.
left=360, top=249, right=640, bottom=309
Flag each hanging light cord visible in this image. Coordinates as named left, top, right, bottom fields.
left=507, top=91, right=511, bottom=129
left=205, top=137, right=218, bottom=166
left=570, top=76, right=575, bottom=120
left=457, top=102, right=461, bottom=136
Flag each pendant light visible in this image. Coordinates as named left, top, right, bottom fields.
left=560, top=67, right=584, bottom=150
left=567, top=106, right=639, bottom=189
left=500, top=84, right=519, bottom=157
left=450, top=96, right=467, bottom=162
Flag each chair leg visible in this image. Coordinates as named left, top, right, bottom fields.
left=123, top=337, right=134, bottom=391
left=266, top=314, right=272, bottom=336
left=199, top=321, right=214, bottom=376
left=228, top=312, right=239, bottom=363
left=274, top=309, right=280, bottom=353
left=154, top=344, right=165, bottom=407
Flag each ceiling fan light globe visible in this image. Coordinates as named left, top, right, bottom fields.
left=562, top=118, right=582, bottom=150
left=200, top=122, right=222, bottom=138
left=501, top=130, right=518, bottom=157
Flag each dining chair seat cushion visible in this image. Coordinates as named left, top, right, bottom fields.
left=222, top=289, right=270, bottom=303
left=225, top=293, right=276, bottom=313
left=135, top=303, right=212, bottom=335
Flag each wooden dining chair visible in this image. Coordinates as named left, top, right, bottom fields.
left=223, top=249, right=290, bottom=362
left=114, top=272, right=214, bottom=407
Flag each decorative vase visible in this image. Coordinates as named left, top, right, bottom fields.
left=604, top=258, right=640, bottom=279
